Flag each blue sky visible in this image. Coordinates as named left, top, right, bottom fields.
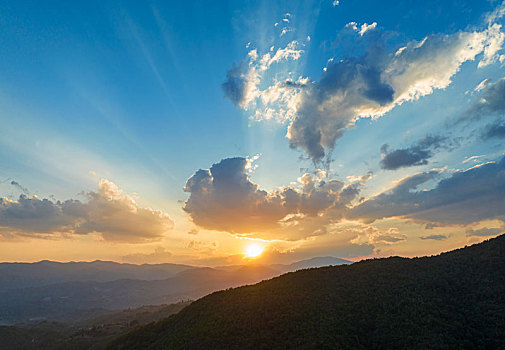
left=0, top=0, right=504, bottom=264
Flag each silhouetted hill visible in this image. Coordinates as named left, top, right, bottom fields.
left=111, top=235, right=505, bottom=349
left=280, top=256, right=351, bottom=272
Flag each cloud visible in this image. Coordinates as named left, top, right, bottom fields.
left=466, top=227, right=504, bottom=237
left=462, top=155, right=484, bottom=164
left=221, top=63, right=249, bottom=107
left=425, top=222, right=441, bottom=229
left=420, top=234, right=447, bottom=241
left=349, top=156, right=505, bottom=226
left=358, top=22, right=377, bottom=36
left=10, top=181, right=29, bottom=194
left=380, top=135, right=447, bottom=170
left=183, top=157, right=360, bottom=238
left=221, top=41, right=304, bottom=113
left=349, top=225, right=407, bottom=245
left=0, top=179, right=174, bottom=242
left=288, top=25, right=503, bottom=162
left=461, top=77, right=505, bottom=123
left=121, top=247, right=172, bottom=264
left=225, top=6, right=505, bottom=162
left=482, top=120, right=505, bottom=139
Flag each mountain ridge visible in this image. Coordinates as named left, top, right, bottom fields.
left=111, top=235, right=505, bottom=349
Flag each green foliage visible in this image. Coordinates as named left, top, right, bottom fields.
left=110, top=235, right=505, bottom=349
left=0, top=302, right=191, bottom=350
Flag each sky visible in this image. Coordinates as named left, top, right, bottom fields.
left=0, top=0, right=504, bottom=266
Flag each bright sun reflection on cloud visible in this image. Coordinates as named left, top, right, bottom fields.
left=244, top=244, right=264, bottom=258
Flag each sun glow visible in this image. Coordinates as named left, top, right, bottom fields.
left=244, top=244, right=264, bottom=258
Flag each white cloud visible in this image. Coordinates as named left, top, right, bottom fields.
left=359, top=22, right=377, bottom=36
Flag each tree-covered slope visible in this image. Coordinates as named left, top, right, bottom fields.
left=110, top=235, right=505, bottom=350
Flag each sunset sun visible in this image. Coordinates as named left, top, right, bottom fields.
left=244, top=244, right=264, bottom=258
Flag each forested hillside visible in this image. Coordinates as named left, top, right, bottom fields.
left=111, top=235, right=505, bottom=349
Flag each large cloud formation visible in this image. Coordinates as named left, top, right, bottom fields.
left=349, top=156, right=505, bottom=226
left=224, top=13, right=505, bottom=162
left=0, top=179, right=174, bottom=242
left=183, top=157, right=360, bottom=237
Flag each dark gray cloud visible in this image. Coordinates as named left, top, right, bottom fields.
left=420, top=234, right=447, bottom=241
left=380, top=135, right=446, bottom=170
left=0, top=179, right=174, bottom=242
left=222, top=64, right=247, bottom=107
left=425, top=223, right=441, bottom=229
left=10, top=181, right=29, bottom=194
left=349, top=156, right=505, bottom=226
left=183, top=157, right=360, bottom=237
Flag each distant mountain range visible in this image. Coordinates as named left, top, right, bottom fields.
left=111, top=235, right=505, bottom=349
left=0, top=256, right=351, bottom=325
left=0, top=260, right=194, bottom=290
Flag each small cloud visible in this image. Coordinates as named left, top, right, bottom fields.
left=345, top=21, right=357, bottom=31
left=188, top=228, right=199, bottom=235
left=466, top=227, right=504, bottom=237
left=380, top=135, right=447, bottom=170
left=359, top=22, right=377, bottom=36
left=425, top=223, right=441, bottom=230
left=462, top=155, right=484, bottom=164
left=10, top=180, right=29, bottom=194
left=121, top=247, right=172, bottom=264
left=280, top=28, right=294, bottom=37
left=346, top=172, right=373, bottom=183
left=420, top=234, right=447, bottom=241
left=332, top=0, right=340, bottom=6
left=459, top=77, right=505, bottom=124
left=186, top=240, right=218, bottom=252
left=474, top=78, right=490, bottom=93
